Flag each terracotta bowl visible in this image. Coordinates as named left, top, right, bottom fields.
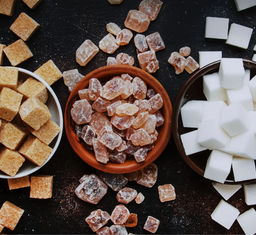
left=64, top=65, right=172, bottom=174
left=172, top=58, right=256, bottom=184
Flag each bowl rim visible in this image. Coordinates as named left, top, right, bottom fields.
left=64, top=65, right=172, bottom=174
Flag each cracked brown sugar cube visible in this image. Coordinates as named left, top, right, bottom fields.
left=17, top=77, right=48, bottom=103
left=34, top=60, right=62, bottom=85
left=10, top=12, right=40, bottom=41
left=22, top=0, right=42, bottom=9
left=3, top=39, right=33, bottom=66
left=0, top=44, right=6, bottom=65
left=85, top=209, right=110, bottom=232
left=158, top=184, right=176, bottom=202
left=146, top=32, right=165, bottom=52
left=19, top=97, right=51, bottom=130
left=0, top=0, right=16, bottom=16
left=0, top=148, right=25, bottom=177
left=30, top=175, right=53, bottom=199
left=7, top=175, right=30, bottom=190
left=0, top=201, right=24, bottom=231
left=139, top=0, right=163, bottom=21
left=185, top=56, right=199, bottom=74
left=99, top=33, right=119, bottom=54
left=19, top=135, right=52, bottom=166
left=125, top=10, right=150, bottom=33
left=0, top=66, right=18, bottom=89
left=143, top=216, right=160, bottom=233
left=0, top=87, right=23, bottom=122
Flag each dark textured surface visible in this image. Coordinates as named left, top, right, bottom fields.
left=0, top=0, right=256, bottom=234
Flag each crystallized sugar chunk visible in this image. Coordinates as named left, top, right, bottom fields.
left=134, top=34, right=148, bottom=53
left=71, top=99, right=92, bottom=125
left=116, top=29, right=133, bottom=46
left=85, top=209, right=110, bottom=232
left=92, top=97, right=111, bottom=112
left=226, top=23, right=253, bottom=49
left=139, top=0, right=163, bottom=21
left=107, top=56, right=117, bottom=65
left=168, top=52, right=186, bottom=74
left=232, top=157, right=256, bottom=182
left=92, top=138, right=109, bottom=164
left=212, top=182, right=242, bottom=200
left=158, top=184, right=176, bottom=202
left=135, top=192, right=145, bottom=204
left=63, top=69, right=84, bottom=92
left=179, top=46, right=191, bottom=57
left=116, top=53, right=134, bottom=66
left=146, top=32, right=165, bottom=52
left=205, top=17, right=229, bottom=40
left=185, top=56, right=199, bottom=74
left=98, top=171, right=128, bottom=191
left=244, top=183, right=256, bottom=205
left=136, top=163, right=158, bottom=188
left=124, top=10, right=150, bottom=33
left=90, top=112, right=112, bottom=135
left=110, top=225, right=128, bottom=235
left=137, top=50, right=159, bottom=73
left=111, top=204, right=130, bottom=225
left=101, top=76, right=124, bottom=100
left=108, top=0, right=123, bottom=4
left=106, top=22, right=121, bottom=36
left=211, top=199, right=240, bottom=229
left=116, top=187, right=137, bottom=204
left=124, top=213, right=138, bottom=227
left=99, top=34, right=119, bottom=54
left=234, top=0, right=256, bottom=11
left=199, top=51, right=222, bottom=68
left=96, top=227, right=111, bottom=235
left=143, top=216, right=160, bottom=233
left=237, top=208, right=256, bottom=235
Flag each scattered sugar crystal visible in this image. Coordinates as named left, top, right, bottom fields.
left=81, top=125, right=96, bottom=146
left=132, top=111, right=149, bottom=129
left=71, top=99, right=92, bottom=125
left=116, top=29, right=133, bottom=46
left=179, top=46, right=191, bottom=57
left=106, top=22, right=121, bottom=36
left=92, top=138, right=109, bottom=164
left=134, top=99, right=150, bottom=113
left=125, top=140, right=141, bottom=155
left=116, top=187, right=138, bottom=204
left=143, top=216, right=160, bottom=234
left=134, top=147, right=149, bottom=162
left=99, top=131, right=122, bottom=150
left=146, top=32, right=165, bottom=52
left=76, top=39, right=99, bottom=66
left=185, top=56, right=199, bottom=74
left=108, top=0, right=123, bottom=4
left=154, top=110, right=164, bottom=127
left=89, top=78, right=102, bottom=101
left=132, top=77, right=147, bottom=100
left=147, top=88, right=156, bottom=99
left=121, top=80, right=133, bottom=99
left=148, top=93, right=163, bottom=114
left=134, top=34, right=148, bottom=53
left=116, top=53, right=134, bottom=66
left=116, top=103, right=139, bottom=116
left=130, top=128, right=152, bottom=146
left=85, top=209, right=110, bottom=232
left=68, top=71, right=84, bottom=92
left=107, top=56, right=118, bottom=65
left=124, top=10, right=150, bottom=33
left=121, top=73, right=133, bottom=81
left=75, top=174, right=108, bottom=204
left=124, top=213, right=138, bottom=227
left=168, top=52, right=187, bottom=74
left=109, top=150, right=127, bottom=163
left=158, top=184, right=176, bottom=202
left=78, top=88, right=90, bottom=101
left=96, top=226, right=111, bottom=235
left=141, top=114, right=157, bottom=134
left=101, top=76, right=125, bottom=100
left=237, top=208, right=256, bottom=235
left=116, top=139, right=128, bottom=152
left=92, top=97, right=111, bottom=113
left=135, top=192, right=145, bottom=204
left=137, top=50, right=159, bottom=73
left=124, top=171, right=140, bottom=181
left=111, top=205, right=130, bottom=225
left=139, top=0, right=163, bottom=21
left=98, top=171, right=128, bottom=191
left=110, top=225, right=128, bottom=235
left=90, top=112, right=112, bottom=135
left=136, top=163, right=158, bottom=188
left=111, top=115, right=135, bottom=130
left=99, top=33, right=119, bottom=54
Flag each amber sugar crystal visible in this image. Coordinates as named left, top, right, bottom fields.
left=99, top=33, right=119, bottom=54
left=85, top=209, right=110, bottom=232
left=136, top=163, right=158, bottom=188
left=143, top=216, right=160, bottom=233
left=168, top=51, right=187, bottom=74
left=116, top=29, right=133, bottom=46
left=124, top=10, right=150, bottom=33
left=71, top=99, right=92, bottom=125
left=139, top=0, right=163, bottom=21
left=106, top=22, right=121, bottom=36
left=124, top=213, right=138, bottom=228
left=158, top=184, right=176, bottom=202
left=110, top=204, right=130, bottom=225
left=185, top=56, right=199, bottom=74
left=134, top=34, right=148, bottom=53
left=146, top=32, right=165, bottom=52
left=116, top=53, right=134, bottom=66
left=137, top=50, right=159, bottom=73
left=116, top=187, right=138, bottom=204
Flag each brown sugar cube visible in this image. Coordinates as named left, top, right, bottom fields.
left=34, top=60, right=62, bottom=85
left=158, top=184, right=176, bottom=202
left=30, top=175, right=53, bottom=199
left=10, top=12, right=40, bottom=41
left=7, top=175, right=30, bottom=190
left=31, top=119, right=60, bottom=145
left=0, top=122, right=28, bottom=150
left=143, top=216, right=160, bottom=233
left=0, top=87, right=23, bottom=121
left=19, top=97, right=51, bottom=130
left=0, top=201, right=24, bottom=231
left=0, top=66, right=18, bottom=89
left=3, top=39, right=33, bottom=66
left=22, top=0, right=42, bottom=9
left=0, top=0, right=16, bottom=16
left=19, top=135, right=52, bottom=166
left=0, top=148, right=25, bottom=177
left=17, top=77, right=48, bottom=103
left=0, top=44, right=6, bottom=65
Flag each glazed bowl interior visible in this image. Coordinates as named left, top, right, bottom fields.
left=64, top=65, right=172, bottom=174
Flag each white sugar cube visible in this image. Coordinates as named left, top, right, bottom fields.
left=237, top=208, right=256, bottom=235
left=180, top=130, right=207, bottom=155
left=234, top=0, right=256, bottom=11
left=219, top=58, right=245, bottom=90
left=201, top=101, right=227, bottom=122
left=203, top=72, right=227, bottom=101
left=243, top=69, right=250, bottom=85
left=199, top=51, right=222, bottom=68
left=211, top=199, right=240, bottom=229
left=197, top=118, right=230, bottom=150
left=248, top=111, right=256, bottom=134
left=227, top=84, right=253, bottom=111
left=204, top=150, right=233, bottom=183
left=212, top=182, right=242, bottom=200
left=205, top=17, right=229, bottom=40
left=252, top=54, right=256, bottom=62
left=226, top=23, right=253, bottom=49
left=232, top=157, right=256, bottom=182
left=248, top=75, right=256, bottom=102
left=244, top=183, right=256, bottom=205
left=219, top=103, right=249, bottom=137
left=181, top=100, right=205, bottom=128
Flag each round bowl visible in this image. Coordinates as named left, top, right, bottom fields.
left=172, top=58, right=256, bottom=184
left=0, top=67, right=63, bottom=179
left=64, top=65, right=172, bottom=174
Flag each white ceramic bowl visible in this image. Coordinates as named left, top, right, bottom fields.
left=0, top=67, right=63, bottom=179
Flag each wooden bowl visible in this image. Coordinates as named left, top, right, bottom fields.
left=64, top=65, right=172, bottom=174
left=172, top=59, right=256, bottom=184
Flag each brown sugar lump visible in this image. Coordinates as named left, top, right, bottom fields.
left=0, top=122, right=28, bottom=150
left=136, top=163, right=158, bottom=188
left=3, top=39, right=33, bottom=66
left=106, top=22, right=121, bottom=36
left=179, top=46, right=191, bottom=57
left=124, top=213, right=138, bottom=227
left=0, top=0, right=16, bottom=16
left=19, top=97, right=51, bottom=130
left=168, top=51, right=186, bottom=74
left=143, top=216, right=160, bottom=233
left=17, top=77, right=48, bottom=103
left=116, top=187, right=138, bottom=204
left=30, top=119, right=60, bottom=145
left=111, top=204, right=130, bottom=225
left=185, top=56, right=199, bottom=74
left=135, top=192, right=145, bottom=204
left=158, top=184, right=176, bottom=202
left=34, top=60, right=62, bottom=85
left=116, top=29, right=133, bottom=46
left=85, top=209, right=110, bottom=232
left=30, top=175, right=53, bottom=199
left=22, top=0, right=42, bottom=9
left=0, top=44, right=6, bottom=65
left=137, top=50, right=159, bottom=73
left=99, top=33, right=119, bottom=54
left=139, top=0, right=163, bottom=21
left=108, top=0, right=123, bottom=4
left=124, top=10, right=150, bottom=33
left=10, top=12, right=40, bottom=41
left=134, top=34, right=148, bottom=53
left=0, top=201, right=24, bottom=231
left=0, top=66, right=18, bottom=90
left=76, top=39, right=99, bottom=66
left=19, top=135, right=52, bottom=166
left=0, top=87, right=23, bottom=122
left=7, top=175, right=30, bottom=190
left=0, top=148, right=25, bottom=177
left=145, top=32, right=165, bottom=52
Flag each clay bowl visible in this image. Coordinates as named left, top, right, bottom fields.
left=172, top=58, right=256, bottom=184
left=64, top=65, right=172, bottom=174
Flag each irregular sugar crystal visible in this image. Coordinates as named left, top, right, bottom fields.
left=121, top=73, right=133, bottom=81
left=146, top=32, right=165, bottom=52
left=92, top=138, right=109, bottom=164
left=92, top=97, right=111, bottom=112
left=75, top=174, right=108, bottom=204
left=81, top=125, right=96, bottom=146
left=71, top=99, right=92, bottom=125
left=121, top=80, right=133, bottom=99
left=107, top=100, right=123, bottom=116
left=135, top=192, right=145, bottom=204
left=147, top=88, right=156, bottom=99
left=108, top=0, right=123, bottom=4
left=139, top=0, right=163, bottom=21
left=90, top=112, right=112, bottom=135
left=85, top=209, right=110, bottom=232
left=111, top=115, right=135, bottom=130
left=124, top=213, right=138, bottom=227
left=130, top=128, right=152, bottom=146
left=116, top=103, right=139, bottom=116
left=99, top=126, right=113, bottom=137
left=150, top=129, right=158, bottom=143
left=136, top=163, right=158, bottom=188
left=106, top=22, right=121, bottom=36
left=134, top=147, right=149, bottom=162
left=154, top=110, right=164, bottom=127
left=68, top=71, right=84, bottom=92
left=78, top=88, right=90, bottom=101
left=116, top=29, right=133, bottom=46
left=99, top=130, right=122, bottom=150
left=79, top=174, right=89, bottom=184
left=124, top=10, right=150, bottom=33
left=109, top=150, right=127, bottom=163
left=116, top=187, right=138, bottom=204
left=125, top=140, right=141, bottom=155
left=124, top=171, right=140, bottom=181
left=96, top=226, right=111, bottom=235
left=116, top=140, right=128, bottom=152
left=98, top=171, right=128, bottom=191
left=126, top=128, right=136, bottom=141
left=143, top=216, right=160, bottom=233
left=89, top=78, right=102, bottom=101
left=148, top=93, right=163, bottom=114
left=111, top=204, right=130, bottom=224
left=101, top=76, right=125, bottom=100
left=107, top=56, right=118, bottom=65
left=179, top=46, right=191, bottom=57
left=137, top=50, right=159, bottom=73
left=132, top=77, right=147, bottom=100
left=75, top=124, right=83, bottom=138
left=113, top=127, right=127, bottom=138
left=110, top=225, right=128, bottom=235
left=158, top=184, right=176, bottom=202
left=76, top=39, right=99, bottom=66
left=63, top=69, right=80, bottom=87
left=168, top=52, right=186, bottom=74
left=134, top=99, right=150, bottom=113
left=116, top=53, right=134, bottom=66
left=141, top=114, right=157, bottom=134
left=134, top=34, right=148, bottom=53
left=185, top=56, right=199, bottom=74
left=132, top=111, right=149, bottom=129
left=146, top=61, right=160, bottom=73
left=99, top=33, right=119, bottom=54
